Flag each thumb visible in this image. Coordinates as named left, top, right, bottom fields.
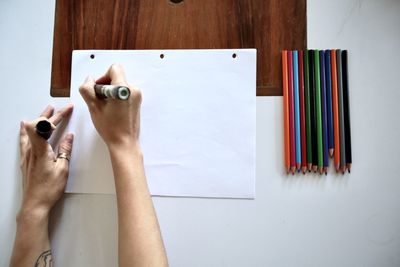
left=24, top=120, right=54, bottom=156
left=56, top=133, right=74, bottom=174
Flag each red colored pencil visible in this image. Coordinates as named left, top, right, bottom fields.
left=331, top=50, right=341, bottom=171
left=282, top=51, right=290, bottom=174
left=288, top=51, right=296, bottom=174
left=298, top=51, right=307, bottom=174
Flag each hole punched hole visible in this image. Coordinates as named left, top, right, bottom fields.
left=232, top=53, right=237, bottom=59
left=160, top=54, right=165, bottom=59
left=170, top=0, right=184, bottom=4
left=90, top=54, right=95, bottom=59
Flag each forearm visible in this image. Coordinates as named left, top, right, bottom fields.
left=109, top=143, right=168, bottom=267
left=10, top=210, right=52, bottom=267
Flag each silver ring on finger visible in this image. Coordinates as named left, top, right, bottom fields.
left=57, top=152, right=71, bottom=161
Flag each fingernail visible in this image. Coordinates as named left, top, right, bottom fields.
left=84, top=76, right=93, bottom=83
left=65, top=133, right=74, bottom=144
left=20, top=121, right=24, bottom=129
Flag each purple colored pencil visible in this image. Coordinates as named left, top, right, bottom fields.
left=320, top=50, right=329, bottom=173
left=325, top=50, right=334, bottom=155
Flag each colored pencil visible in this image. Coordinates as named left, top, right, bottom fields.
left=331, top=50, right=340, bottom=171
left=299, top=50, right=307, bottom=174
left=336, top=49, right=346, bottom=174
left=304, top=50, right=313, bottom=171
left=293, top=51, right=302, bottom=171
left=320, top=50, right=329, bottom=175
left=288, top=51, right=296, bottom=174
left=282, top=51, right=290, bottom=173
left=325, top=50, right=334, bottom=157
left=282, top=50, right=290, bottom=173
left=342, top=50, right=352, bottom=173
left=309, top=50, right=318, bottom=172
left=314, top=50, right=323, bottom=173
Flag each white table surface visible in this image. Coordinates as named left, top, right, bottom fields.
left=1, top=0, right=400, bottom=266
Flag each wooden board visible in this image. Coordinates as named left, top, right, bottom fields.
left=50, top=0, right=306, bottom=97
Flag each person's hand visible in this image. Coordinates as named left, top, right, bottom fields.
left=79, top=64, right=142, bottom=149
left=19, top=104, right=74, bottom=219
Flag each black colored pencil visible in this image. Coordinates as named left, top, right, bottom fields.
left=308, top=50, right=318, bottom=172
left=341, top=50, right=352, bottom=173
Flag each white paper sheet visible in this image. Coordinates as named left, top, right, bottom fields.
left=67, top=49, right=256, bottom=198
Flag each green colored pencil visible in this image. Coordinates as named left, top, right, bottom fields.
left=314, top=50, right=323, bottom=172
left=304, top=50, right=312, bottom=171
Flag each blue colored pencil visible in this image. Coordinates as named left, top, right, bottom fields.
left=325, top=50, right=334, bottom=157
left=320, top=51, right=329, bottom=174
left=293, top=51, right=301, bottom=170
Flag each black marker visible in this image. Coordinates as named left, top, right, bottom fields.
left=35, top=120, right=53, bottom=140
left=94, top=84, right=131, bottom=100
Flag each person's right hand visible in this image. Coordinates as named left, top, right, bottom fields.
left=79, top=64, right=142, bottom=149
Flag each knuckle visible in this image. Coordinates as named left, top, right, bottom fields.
left=58, top=165, right=69, bottom=176
left=131, top=88, right=142, bottom=102
left=59, top=142, right=72, bottom=153
left=79, top=85, right=88, bottom=95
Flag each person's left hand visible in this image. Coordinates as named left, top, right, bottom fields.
left=19, top=104, right=74, bottom=219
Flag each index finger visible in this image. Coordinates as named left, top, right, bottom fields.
left=96, top=64, right=128, bottom=86
left=49, top=104, right=74, bottom=126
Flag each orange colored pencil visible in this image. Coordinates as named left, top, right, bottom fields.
left=282, top=51, right=290, bottom=173
left=331, top=50, right=340, bottom=171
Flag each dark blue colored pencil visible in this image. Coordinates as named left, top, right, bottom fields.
left=325, top=50, right=334, bottom=157
left=320, top=51, right=329, bottom=174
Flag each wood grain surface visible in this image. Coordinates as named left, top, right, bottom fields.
left=50, top=0, right=306, bottom=96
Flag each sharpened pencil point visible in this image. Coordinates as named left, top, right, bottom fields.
left=296, top=164, right=301, bottom=171
left=335, top=165, right=340, bottom=172
left=347, top=164, right=351, bottom=174
left=312, top=166, right=318, bottom=173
